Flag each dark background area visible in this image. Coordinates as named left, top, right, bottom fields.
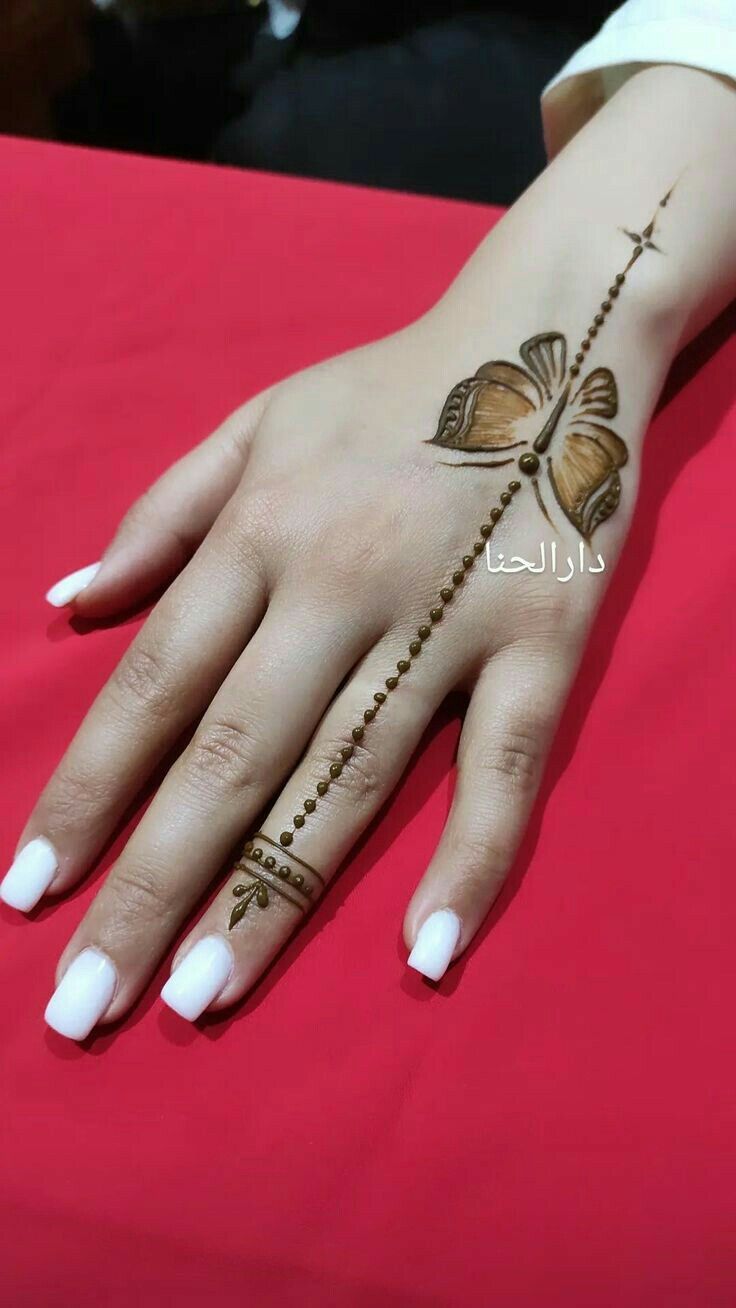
left=3, top=1, right=613, bottom=204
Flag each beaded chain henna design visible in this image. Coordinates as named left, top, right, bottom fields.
left=227, top=186, right=674, bottom=930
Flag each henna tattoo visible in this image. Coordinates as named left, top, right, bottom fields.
left=249, top=831, right=325, bottom=883
left=227, top=478, right=522, bottom=926
left=225, top=186, right=675, bottom=930
left=228, top=837, right=322, bottom=929
left=428, top=186, right=674, bottom=539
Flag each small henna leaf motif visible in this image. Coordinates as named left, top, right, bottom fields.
left=229, top=878, right=269, bottom=930
left=429, top=332, right=627, bottom=540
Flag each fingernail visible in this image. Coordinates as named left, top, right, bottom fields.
left=45, top=562, right=101, bottom=608
left=44, top=948, right=117, bottom=1041
left=407, top=909, right=461, bottom=982
left=160, top=935, right=233, bottom=1022
left=1, top=836, right=58, bottom=912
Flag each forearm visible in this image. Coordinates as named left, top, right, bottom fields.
left=434, top=64, right=736, bottom=457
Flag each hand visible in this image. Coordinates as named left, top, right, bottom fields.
left=4, top=63, right=735, bottom=1040
left=3, top=294, right=644, bottom=1038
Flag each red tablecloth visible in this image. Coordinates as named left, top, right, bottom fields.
left=1, top=136, right=735, bottom=1307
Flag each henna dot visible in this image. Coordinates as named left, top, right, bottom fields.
left=500, top=491, right=511, bottom=505
left=278, top=866, right=290, bottom=879
left=253, top=848, right=263, bottom=861
left=490, top=507, right=502, bottom=522
left=615, top=272, right=625, bottom=285
left=418, top=624, right=432, bottom=639
left=589, top=325, right=598, bottom=337
left=609, top=286, right=620, bottom=298
left=581, top=339, right=590, bottom=352
left=594, top=313, right=604, bottom=326
left=575, top=352, right=584, bottom=364
left=293, top=813, right=305, bottom=828
left=508, top=480, right=521, bottom=493
left=373, top=692, right=386, bottom=705
left=386, top=675, right=399, bottom=689
left=602, top=300, right=612, bottom=312
left=519, top=451, right=540, bottom=475
left=303, top=883, right=313, bottom=897
left=570, top=364, right=580, bottom=377
left=397, top=659, right=411, bottom=674
left=243, top=841, right=254, bottom=855
left=430, top=606, right=443, bottom=623
left=317, top=780, right=329, bottom=795
left=480, top=523, right=493, bottom=538
left=352, top=724, right=365, bottom=740
left=304, top=798, right=317, bottom=813
left=473, top=541, right=484, bottom=555
left=409, top=639, right=422, bottom=655
left=462, top=555, right=474, bottom=570
left=440, top=586, right=454, bottom=602
left=279, top=832, right=293, bottom=847
left=264, top=855, right=276, bottom=869
left=292, top=873, right=304, bottom=888
left=329, top=762, right=343, bottom=780
left=452, top=571, right=464, bottom=587
left=364, top=707, right=376, bottom=723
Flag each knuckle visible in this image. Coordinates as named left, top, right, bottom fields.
left=330, top=532, right=385, bottom=591
left=41, top=767, right=110, bottom=834
left=342, top=740, right=383, bottom=807
left=455, top=829, right=512, bottom=890
left=320, top=499, right=399, bottom=594
left=109, top=641, right=176, bottom=719
left=107, top=862, right=179, bottom=922
left=318, top=733, right=383, bottom=811
left=476, top=718, right=548, bottom=794
left=220, top=491, right=274, bottom=576
left=186, top=717, right=263, bottom=796
left=512, top=583, right=577, bottom=642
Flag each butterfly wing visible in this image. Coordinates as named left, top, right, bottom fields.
left=518, top=333, right=567, bottom=401
left=547, top=367, right=628, bottom=539
left=429, top=360, right=540, bottom=452
left=571, top=367, right=618, bottom=420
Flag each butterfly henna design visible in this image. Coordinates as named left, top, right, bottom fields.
left=429, top=332, right=625, bottom=540
left=429, top=185, right=675, bottom=539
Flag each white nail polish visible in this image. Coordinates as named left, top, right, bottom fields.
left=160, top=936, right=233, bottom=1022
left=1, top=837, right=58, bottom=912
left=45, top=562, right=101, bottom=608
left=44, top=948, right=117, bottom=1041
left=407, top=909, right=461, bottom=982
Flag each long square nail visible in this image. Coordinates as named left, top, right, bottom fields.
left=1, top=837, right=58, bottom=912
left=160, top=936, right=233, bottom=1022
left=44, top=948, right=117, bottom=1041
left=407, top=909, right=460, bottom=982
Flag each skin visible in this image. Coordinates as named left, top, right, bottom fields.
left=10, top=64, right=736, bottom=1028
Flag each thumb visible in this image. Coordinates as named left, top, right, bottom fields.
left=46, top=389, right=271, bottom=618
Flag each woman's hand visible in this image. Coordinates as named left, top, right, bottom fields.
left=3, top=63, right=734, bottom=1039
left=3, top=301, right=645, bottom=1037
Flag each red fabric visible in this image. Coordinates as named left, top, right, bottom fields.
left=1, top=136, right=735, bottom=1307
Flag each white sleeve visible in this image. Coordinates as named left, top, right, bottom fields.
left=541, top=1, right=736, bottom=157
